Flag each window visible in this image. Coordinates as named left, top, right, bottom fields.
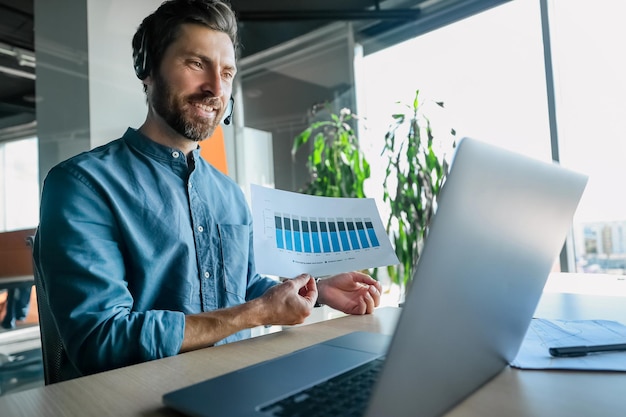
left=357, top=0, right=550, bottom=247
left=357, top=0, right=626, bottom=275
left=549, top=0, right=626, bottom=274
left=0, top=137, right=39, bottom=232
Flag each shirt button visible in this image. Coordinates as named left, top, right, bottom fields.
left=188, top=182, right=193, bottom=188
left=204, top=271, right=210, bottom=279
left=172, top=151, right=180, bottom=158
left=197, top=226, right=204, bottom=232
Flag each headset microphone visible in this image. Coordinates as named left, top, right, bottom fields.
left=224, top=96, right=234, bottom=125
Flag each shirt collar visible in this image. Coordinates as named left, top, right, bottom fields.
left=122, top=127, right=202, bottom=174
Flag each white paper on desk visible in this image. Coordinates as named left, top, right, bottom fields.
left=250, top=184, right=399, bottom=277
left=510, top=318, right=626, bottom=371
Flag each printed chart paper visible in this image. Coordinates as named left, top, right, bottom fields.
left=510, top=318, right=626, bottom=371
left=251, top=184, right=399, bottom=277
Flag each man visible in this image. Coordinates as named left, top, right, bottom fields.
left=35, top=0, right=382, bottom=380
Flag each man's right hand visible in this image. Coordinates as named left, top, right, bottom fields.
left=181, top=274, right=317, bottom=353
left=257, top=273, right=317, bottom=325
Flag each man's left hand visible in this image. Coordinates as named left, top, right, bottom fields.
left=316, top=272, right=382, bottom=315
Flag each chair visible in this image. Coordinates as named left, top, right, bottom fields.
left=27, top=234, right=80, bottom=384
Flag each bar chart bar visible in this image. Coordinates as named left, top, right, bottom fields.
left=284, top=217, right=293, bottom=251
left=356, top=220, right=370, bottom=248
left=328, top=221, right=341, bottom=252
left=275, top=215, right=284, bottom=249
left=301, top=218, right=312, bottom=253
left=347, top=221, right=361, bottom=250
left=319, top=221, right=331, bottom=252
left=293, top=217, right=302, bottom=252
left=337, top=220, right=351, bottom=251
left=366, top=221, right=379, bottom=247
left=310, top=220, right=322, bottom=253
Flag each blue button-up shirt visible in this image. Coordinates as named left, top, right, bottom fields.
left=36, top=128, right=277, bottom=377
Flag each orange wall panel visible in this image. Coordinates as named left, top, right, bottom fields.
left=199, top=125, right=228, bottom=175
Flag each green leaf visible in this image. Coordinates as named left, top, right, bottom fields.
left=291, top=128, right=312, bottom=157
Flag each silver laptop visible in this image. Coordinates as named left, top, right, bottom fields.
left=163, top=137, right=588, bottom=417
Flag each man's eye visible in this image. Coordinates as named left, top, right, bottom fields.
left=190, top=61, right=202, bottom=68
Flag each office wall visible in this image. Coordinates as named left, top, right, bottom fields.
left=86, top=0, right=159, bottom=147
left=34, top=0, right=91, bottom=186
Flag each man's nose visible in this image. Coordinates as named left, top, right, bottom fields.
left=200, top=69, right=224, bottom=97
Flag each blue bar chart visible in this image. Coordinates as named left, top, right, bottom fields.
left=274, top=215, right=381, bottom=254
left=251, top=185, right=399, bottom=277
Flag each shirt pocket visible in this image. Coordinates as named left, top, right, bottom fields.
left=217, top=224, right=249, bottom=302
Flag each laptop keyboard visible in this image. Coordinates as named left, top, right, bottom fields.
left=259, top=358, right=384, bottom=417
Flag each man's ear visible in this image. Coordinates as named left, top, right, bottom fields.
left=142, top=75, right=153, bottom=96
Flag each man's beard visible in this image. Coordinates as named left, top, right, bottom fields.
left=151, top=73, right=224, bottom=142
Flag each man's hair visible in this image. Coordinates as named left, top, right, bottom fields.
left=132, top=0, right=238, bottom=80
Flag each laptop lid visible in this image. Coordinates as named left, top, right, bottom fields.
left=364, top=137, right=588, bottom=416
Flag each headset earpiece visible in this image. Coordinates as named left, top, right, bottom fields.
left=133, top=30, right=149, bottom=80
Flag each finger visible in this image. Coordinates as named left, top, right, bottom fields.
left=292, top=274, right=317, bottom=301
left=351, top=271, right=380, bottom=287
left=348, top=296, right=366, bottom=315
left=289, top=273, right=312, bottom=291
left=368, top=284, right=381, bottom=307
left=291, top=273, right=313, bottom=283
left=348, top=286, right=372, bottom=315
left=363, top=288, right=376, bottom=314
left=300, top=283, right=318, bottom=303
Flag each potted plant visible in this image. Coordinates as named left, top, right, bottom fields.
left=291, top=105, right=370, bottom=198
left=381, top=90, right=456, bottom=295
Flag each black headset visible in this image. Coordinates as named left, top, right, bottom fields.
left=133, top=29, right=234, bottom=125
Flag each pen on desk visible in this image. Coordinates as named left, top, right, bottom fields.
left=549, top=343, right=626, bottom=358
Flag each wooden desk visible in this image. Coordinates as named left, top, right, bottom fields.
left=1, top=274, right=625, bottom=417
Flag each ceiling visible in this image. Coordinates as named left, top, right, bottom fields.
left=0, top=0, right=35, bottom=135
left=0, top=0, right=504, bottom=140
